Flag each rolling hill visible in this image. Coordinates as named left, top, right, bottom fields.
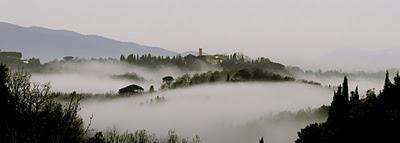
left=0, top=22, right=178, bottom=61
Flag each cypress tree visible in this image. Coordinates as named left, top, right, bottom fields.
left=384, top=71, right=392, bottom=94
left=343, top=76, right=349, bottom=103
left=394, top=72, right=400, bottom=87
left=259, top=137, right=264, bottom=143
left=127, top=54, right=134, bottom=63
left=328, top=77, right=350, bottom=123
left=329, top=85, right=342, bottom=122
left=120, top=54, right=126, bottom=61
left=350, top=86, right=360, bottom=106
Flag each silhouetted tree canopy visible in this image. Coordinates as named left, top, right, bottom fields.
left=165, top=69, right=294, bottom=90
left=0, top=64, right=86, bottom=143
left=161, top=76, right=174, bottom=89
left=118, top=84, right=144, bottom=95
left=120, top=54, right=126, bottom=61
left=232, top=69, right=252, bottom=81
left=296, top=72, right=400, bottom=143
left=118, top=52, right=288, bottom=74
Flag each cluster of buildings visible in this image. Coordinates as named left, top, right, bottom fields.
left=0, top=51, right=41, bottom=70
left=194, top=48, right=228, bottom=65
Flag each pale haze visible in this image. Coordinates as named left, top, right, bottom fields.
left=80, top=82, right=333, bottom=143
left=1, top=0, right=399, bottom=70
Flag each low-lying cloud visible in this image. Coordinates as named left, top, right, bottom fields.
left=79, top=82, right=332, bottom=143
left=30, top=61, right=218, bottom=93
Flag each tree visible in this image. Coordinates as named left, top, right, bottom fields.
left=118, top=84, right=144, bottom=95
left=209, top=75, right=216, bottom=82
left=327, top=76, right=349, bottom=123
left=149, top=85, right=155, bottom=93
left=0, top=64, right=86, bottom=142
left=28, top=58, right=40, bottom=66
left=171, top=74, right=190, bottom=88
left=63, top=56, right=74, bottom=61
left=127, top=54, right=134, bottom=63
left=233, top=69, right=252, bottom=81
left=87, top=132, right=106, bottom=143
left=120, top=54, right=126, bottom=61
left=259, top=137, right=264, bottom=143
left=296, top=73, right=400, bottom=143
left=394, top=73, right=400, bottom=87
left=349, top=86, right=360, bottom=106
left=161, top=76, right=174, bottom=89
left=384, top=71, right=392, bottom=93
left=343, top=76, right=349, bottom=103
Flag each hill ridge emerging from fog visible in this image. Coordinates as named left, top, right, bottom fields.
left=0, top=22, right=178, bottom=61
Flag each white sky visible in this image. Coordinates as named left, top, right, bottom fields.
left=0, top=0, right=399, bottom=69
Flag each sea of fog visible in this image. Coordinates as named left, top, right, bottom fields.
left=79, top=82, right=332, bottom=143
left=30, top=61, right=217, bottom=93
left=296, top=75, right=385, bottom=95
left=28, top=61, right=387, bottom=143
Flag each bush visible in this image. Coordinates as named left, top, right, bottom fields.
left=0, top=64, right=86, bottom=143
left=87, top=129, right=200, bottom=143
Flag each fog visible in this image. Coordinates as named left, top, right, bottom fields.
left=295, top=74, right=385, bottom=95
left=27, top=60, right=386, bottom=142
left=30, top=61, right=218, bottom=93
left=79, top=82, right=332, bottom=143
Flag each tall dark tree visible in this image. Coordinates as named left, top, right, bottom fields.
left=127, top=54, right=134, bottom=63
left=296, top=73, right=400, bottom=143
left=394, top=73, right=400, bottom=87
left=383, top=71, right=392, bottom=94
left=328, top=77, right=349, bottom=123
left=259, top=137, right=264, bottom=143
left=0, top=64, right=86, bottom=142
left=350, top=86, right=360, bottom=106
left=120, top=54, right=126, bottom=61
left=0, top=65, right=11, bottom=140
left=342, top=76, right=349, bottom=103
left=328, top=85, right=342, bottom=122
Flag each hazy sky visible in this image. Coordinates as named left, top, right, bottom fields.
left=0, top=0, right=399, bottom=69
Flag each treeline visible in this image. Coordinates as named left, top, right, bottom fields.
left=1, top=51, right=289, bottom=76
left=120, top=53, right=288, bottom=74
left=161, top=69, right=294, bottom=90
left=220, top=53, right=287, bottom=74
left=296, top=72, right=400, bottom=143
left=287, top=66, right=399, bottom=80
left=120, top=53, right=206, bottom=70
left=0, top=64, right=199, bottom=143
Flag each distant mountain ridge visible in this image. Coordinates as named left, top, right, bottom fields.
left=0, top=22, right=178, bottom=61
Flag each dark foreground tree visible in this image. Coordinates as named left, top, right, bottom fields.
left=259, top=137, right=264, bottom=143
left=296, top=73, right=400, bottom=143
left=0, top=64, right=86, bottom=143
